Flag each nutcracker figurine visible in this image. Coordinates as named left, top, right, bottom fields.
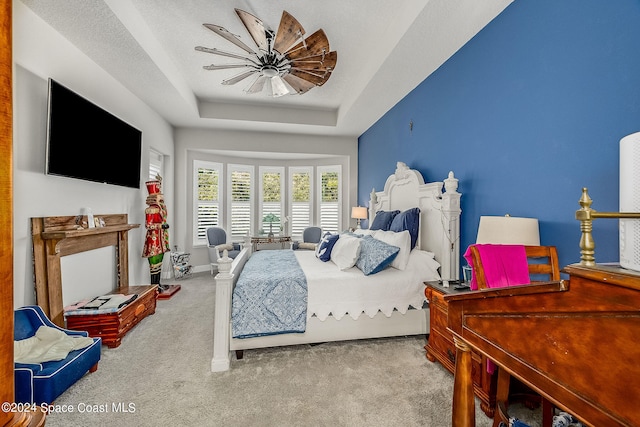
left=142, top=175, right=170, bottom=290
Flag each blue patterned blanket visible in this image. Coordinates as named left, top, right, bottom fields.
left=232, top=250, right=308, bottom=339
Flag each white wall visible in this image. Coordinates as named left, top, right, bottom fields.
left=12, top=2, right=175, bottom=307
left=174, top=128, right=358, bottom=271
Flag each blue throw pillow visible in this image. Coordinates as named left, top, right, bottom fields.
left=316, top=233, right=340, bottom=262
left=355, top=235, right=399, bottom=275
left=370, top=210, right=400, bottom=231
left=389, top=207, right=420, bottom=250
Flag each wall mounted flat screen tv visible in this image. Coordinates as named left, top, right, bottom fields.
left=46, top=79, right=142, bottom=189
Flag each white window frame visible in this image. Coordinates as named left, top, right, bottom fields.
left=193, top=160, right=223, bottom=246
left=148, top=148, right=164, bottom=182
left=317, top=165, right=342, bottom=234
left=259, top=166, right=285, bottom=235
left=227, top=164, right=254, bottom=239
left=288, top=166, right=314, bottom=239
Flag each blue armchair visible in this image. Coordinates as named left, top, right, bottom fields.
left=14, top=305, right=101, bottom=405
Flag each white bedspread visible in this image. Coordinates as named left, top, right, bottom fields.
left=294, top=249, right=440, bottom=321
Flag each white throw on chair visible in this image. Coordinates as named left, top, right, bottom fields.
left=207, top=227, right=242, bottom=274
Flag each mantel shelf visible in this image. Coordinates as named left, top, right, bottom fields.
left=41, top=223, right=139, bottom=240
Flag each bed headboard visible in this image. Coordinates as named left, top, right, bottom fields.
left=368, top=162, right=461, bottom=281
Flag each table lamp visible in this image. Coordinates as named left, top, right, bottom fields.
left=476, top=215, right=540, bottom=245
left=351, top=206, right=368, bottom=229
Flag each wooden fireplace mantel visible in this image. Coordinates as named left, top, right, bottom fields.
left=31, top=214, right=140, bottom=327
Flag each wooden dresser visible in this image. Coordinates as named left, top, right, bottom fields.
left=425, top=281, right=497, bottom=417
left=66, top=285, right=158, bottom=348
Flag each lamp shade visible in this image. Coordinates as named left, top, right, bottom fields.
left=351, top=206, right=368, bottom=220
left=476, top=215, right=540, bottom=245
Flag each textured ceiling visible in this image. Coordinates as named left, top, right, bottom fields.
left=19, top=0, right=513, bottom=137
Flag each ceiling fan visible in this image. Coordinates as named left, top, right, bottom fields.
left=195, top=9, right=337, bottom=97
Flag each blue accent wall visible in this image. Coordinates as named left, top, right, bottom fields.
left=358, top=0, right=640, bottom=271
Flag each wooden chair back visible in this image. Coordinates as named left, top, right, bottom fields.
left=468, top=244, right=560, bottom=427
left=469, top=245, right=560, bottom=290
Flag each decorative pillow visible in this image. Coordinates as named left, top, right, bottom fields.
left=316, top=233, right=339, bottom=262
left=298, top=242, right=317, bottom=250
left=369, top=210, right=400, bottom=231
left=389, top=207, right=420, bottom=250
left=355, top=235, right=400, bottom=275
left=330, top=234, right=362, bottom=270
left=373, top=230, right=411, bottom=270
left=215, top=243, right=234, bottom=252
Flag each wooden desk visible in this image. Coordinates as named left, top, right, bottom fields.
left=446, top=264, right=640, bottom=427
left=250, top=235, right=291, bottom=251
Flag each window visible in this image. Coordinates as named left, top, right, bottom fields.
left=289, top=167, right=313, bottom=237
left=259, top=167, right=284, bottom=234
left=228, top=164, right=253, bottom=239
left=192, top=161, right=343, bottom=244
left=148, top=149, right=164, bottom=182
left=194, top=160, right=222, bottom=243
left=318, top=165, right=341, bottom=233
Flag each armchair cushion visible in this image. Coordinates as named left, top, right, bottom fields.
left=14, top=306, right=101, bottom=405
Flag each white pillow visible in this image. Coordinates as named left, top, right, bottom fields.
left=215, top=243, right=234, bottom=252
left=352, top=228, right=376, bottom=237
left=330, top=234, right=362, bottom=270
left=373, top=230, right=411, bottom=270
left=298, top=242, right=317, bottom=250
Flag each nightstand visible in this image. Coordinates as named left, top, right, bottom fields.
left=425, top=281, right=497, bottom=418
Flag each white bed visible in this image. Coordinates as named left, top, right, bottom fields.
left=212, top=162, right=461, bottom=372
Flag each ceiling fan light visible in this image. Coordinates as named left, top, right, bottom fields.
left=262, top=67, right=278, bottom=78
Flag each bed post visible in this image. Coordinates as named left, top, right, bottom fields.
left=211, top=251, right=233, bottom=372
left=368, top=188, right=378, bottom=226
left=440, top=171, right=461, bottom=281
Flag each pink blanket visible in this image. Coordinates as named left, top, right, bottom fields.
left=463, top=244, right=530, bottom=290
left=463, top=243, right=530, bottom=374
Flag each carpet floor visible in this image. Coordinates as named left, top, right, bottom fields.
left=44, top=273, right=541, bottom=427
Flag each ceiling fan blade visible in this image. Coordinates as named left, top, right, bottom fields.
left=289, top=68, right=333, bottom=86
left=285, top=29, right=330, bottom=59
left=282, top=73, right=317, bottom=94
left=195, top=46, right=259, bottom=64
left=203, top=63, right=255, bottom=71
left=246, top=75, right=267, bottom=94
left=203, top=23, right=256, bottom=54
left=269, top=75, right=290, bottom=97
left=222, top=70, right=257, bottom=85
left=273, top=11, right=305, bottom=54
left=290, top=51, right=337, bottom=71
left=235, top=9, right=271, bottom=52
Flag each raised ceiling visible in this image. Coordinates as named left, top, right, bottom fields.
left=19, top=0, right=513, bottom=137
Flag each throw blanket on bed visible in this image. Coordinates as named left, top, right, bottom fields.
left=232, top=250, right=308, bottom=339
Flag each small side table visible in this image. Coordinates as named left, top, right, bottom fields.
left=250, top=235, right=292, bottom=251
left=424, top=281, right=497, bottom=418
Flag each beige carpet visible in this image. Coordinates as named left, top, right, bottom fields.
left=44, top=273, right=541, bottom=427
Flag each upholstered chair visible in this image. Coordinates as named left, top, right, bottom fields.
left=292, top=226, right=322, bottom=250
left=14, top=305, right=101, bottom=405
left=207, top=227, right=242, bottom=274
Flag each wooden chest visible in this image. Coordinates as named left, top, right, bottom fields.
left=425, top=282, right=497, bottom=418
left=65, top=285, right=158, bottom=348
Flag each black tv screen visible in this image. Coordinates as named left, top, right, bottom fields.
left=46, top=79, right=142, bottom=189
